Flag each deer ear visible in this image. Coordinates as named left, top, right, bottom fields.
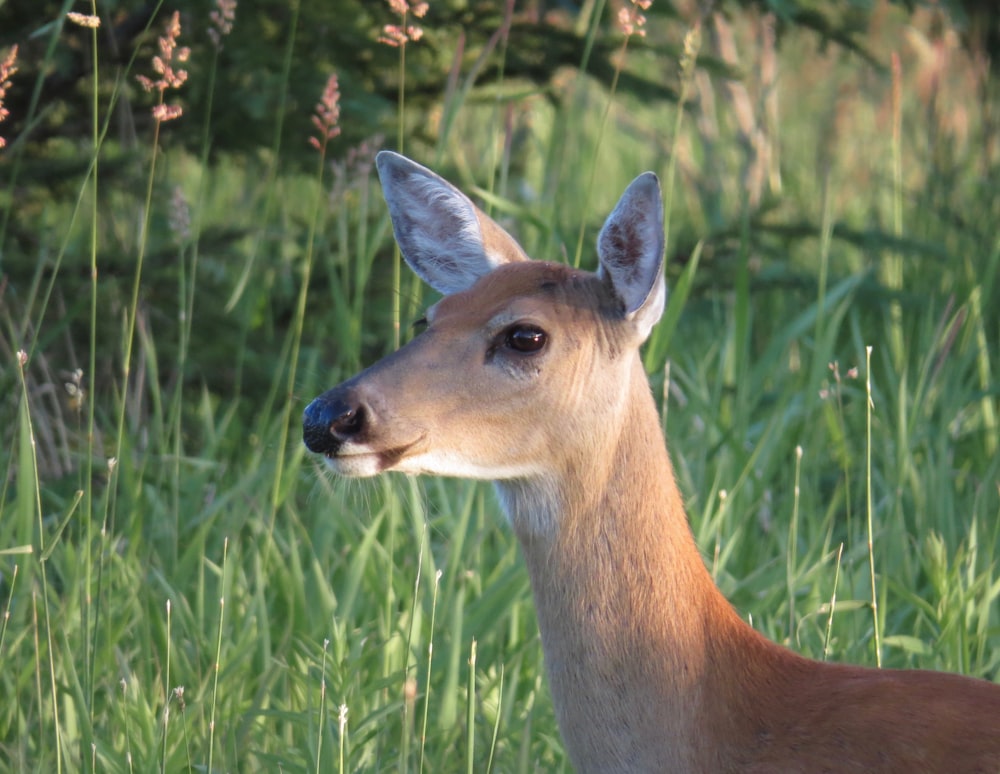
left=375, top=151, right=529, bottom=295
left=596, top=172, right=666, bottom=341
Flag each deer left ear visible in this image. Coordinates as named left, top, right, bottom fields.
left=596, top=171, right=666, bottom=342
left=375, top=151, right=529, bottom=296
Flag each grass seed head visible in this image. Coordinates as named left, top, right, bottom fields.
left=136, top=11, right=189, bottom=121
left=0, top=44, right=18, bottom=149
left=617, top=0, right=652, bottom=38
left=208, top=0, right=237, bottom=49
left=67, top=12, right=101, bottom=28
left=309, top=73, right=341, bottom=151
left=378, top=0, right=429, bottom=47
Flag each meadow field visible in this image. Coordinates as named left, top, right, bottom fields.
left=1, top=1, right=998, bottom=771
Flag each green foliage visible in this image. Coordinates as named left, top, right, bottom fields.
left=1, top=1, right=999, bottom=772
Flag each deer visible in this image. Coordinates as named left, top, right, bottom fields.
left=302, top=151, right=1000, bottom=773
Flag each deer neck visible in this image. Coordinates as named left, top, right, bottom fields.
left=495, top=356, right=759, bottom=772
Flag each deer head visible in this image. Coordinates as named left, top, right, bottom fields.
left=302, top=151, right=665, bottom=537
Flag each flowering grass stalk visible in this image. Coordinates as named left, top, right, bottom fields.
left=660, top=22, right=701, bottom=262
left=266, top=73, right=341, bottom=535
left=379, top=0, right=428, bottom=348
left=571, top=0, right=653, bottom=267
left=224, top=0, right=297, bottom=312
left=107, top=10, right=189, bottom=549
left=167, top=0, right=238, bottom=563
left=78, top=0, right=101, bottom=734
left=74, top=11, right=191, bottom=761
left=99, top=18, right=188, bottom=719
left=135, top=11, right=189, bottom=123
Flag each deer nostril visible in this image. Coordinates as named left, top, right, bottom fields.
left=303, top=394, right=366, bottom=454
left=332, top=405, right=364, bottom=437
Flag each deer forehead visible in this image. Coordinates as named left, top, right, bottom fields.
left=426, top=261, right=612, bottom=331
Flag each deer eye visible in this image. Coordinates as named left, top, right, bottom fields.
left=504, top=324, right=547, bottom=354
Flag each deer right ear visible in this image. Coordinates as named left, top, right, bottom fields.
left=375, top=151, right=529, bottom=295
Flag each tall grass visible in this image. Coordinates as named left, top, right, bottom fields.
left=1, top=2, right=999, bottom=772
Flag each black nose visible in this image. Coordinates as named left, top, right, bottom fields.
left=302, top=392, right=366, bottom=455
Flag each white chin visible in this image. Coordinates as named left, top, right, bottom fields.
left=325, top=453, right=383, bottom=478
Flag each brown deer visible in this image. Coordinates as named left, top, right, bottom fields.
left=302, top=151, right=1000, bottom=773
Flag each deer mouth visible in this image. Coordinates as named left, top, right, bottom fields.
left=323, top=438, right=424, bottom=477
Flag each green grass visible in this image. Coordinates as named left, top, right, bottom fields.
left=2, top=3, right=999, bottom=772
